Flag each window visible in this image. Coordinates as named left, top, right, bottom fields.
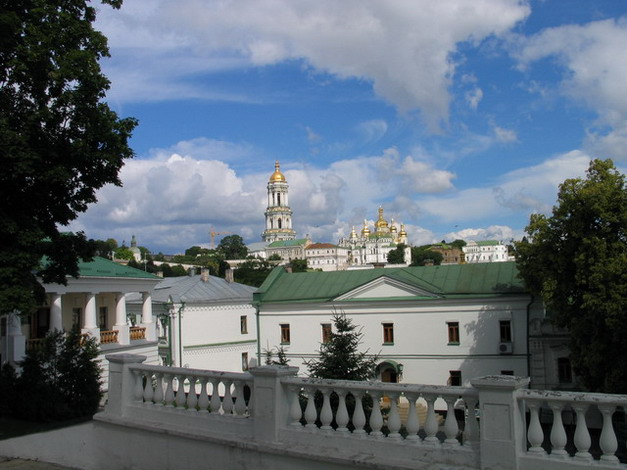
left=558, top=357, right=572, bottom=383
left=500, top=320, right=512, bottom=342
left=321, top=323, right=332, bottom=344
left=280, top=324, right=290, bottom=344
left=447, top=322, right=460, bottom=345
left=383, top=323, right=394, bottom=344
left=240, top=315, right=248, bottom=334
left=448, top=370, right=462, bottom=386
left=242, top=352, right=249, bottom=371
left=99, top=307, right=108, bottom=330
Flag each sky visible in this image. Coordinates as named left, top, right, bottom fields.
left=68, top=0, right=627, bottom=254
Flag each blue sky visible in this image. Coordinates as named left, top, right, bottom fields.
left=69, top=0, right=627, bottom=254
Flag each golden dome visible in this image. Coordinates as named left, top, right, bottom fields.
left=361, top=219, right=370, bottom=236
left=374, top=206, right=389, bottom=231
left=269, top=160, right=286, bottom=183
left=399, top=223, right=407, bottom=237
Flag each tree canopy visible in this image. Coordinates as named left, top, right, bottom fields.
left=515, top=159, right=627, bottom=393
left=387, top=244, right=407, bottom=264
left=410, top=245, right=443, bottom=266
left=0, top=0, right=135, bottom=316
left=217, top=235, right=248, bottom=260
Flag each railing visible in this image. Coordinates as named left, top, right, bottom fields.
left=282, top=377, right=479, bottom=446
left=130, top=326, right=146, bottom=341
left=129, top=363, right=253, bottom=416
left=519, top=388, right=627, bottom=466
left=100, top=329, right=119, bottom=344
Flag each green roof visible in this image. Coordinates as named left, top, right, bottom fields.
left=475, top=240, right=500, bottom=246
left=267, top=239, right=309, bottom=248
left=254, top=262, right=525, bottom=304
left=77, top=257, right=160, bottom=279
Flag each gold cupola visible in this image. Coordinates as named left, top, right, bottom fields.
left=361, top=219, right=370, bottom=236
left=269, top=160, right=286, bottom=183
left=374, top=206, right=389, bottom=233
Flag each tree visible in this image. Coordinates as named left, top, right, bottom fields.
left=290, top=258, right=308, bottom=272
left=387, top=244, right=406, bottom=264
left=217, top=235, right=248, bottom=260
left=0, top=0, right=136, bottom=316
left=410, top=245, right=443, bottom=266
left=233, top=257, right=274, bottom=287
left=304, top=311, right=378, bottom=381
left=515, top=159, right=627, bottom=393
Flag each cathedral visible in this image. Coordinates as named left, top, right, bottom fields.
left=253, top=161, right=411, bottom=269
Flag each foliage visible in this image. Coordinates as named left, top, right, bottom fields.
left=158, top=263, right=188, bottom=277
left=264, top=346, right=290, bottom=365
left=233, top=257, right=274, bottom=287
left=92, top=238, right=118, bottom=258
left=387, top=244, right=406, bottom=264
left=515, top=159, right=627, bottom=393
left=290, top=258, right=308, bottom=272
left=217, top=235, right=248, bottom=260
left=410, top=245, right=443, bottom=266
left=1, top=328, right=102, bottom=421
left=267, top=253, right=282, bottom=261
left=0, top=0, right=135, bottom=316
left=114, top=246, right=134, bottom=260
left=450, top=239, right=467, bottom=250
left=305, top=311, right=378, bottom=381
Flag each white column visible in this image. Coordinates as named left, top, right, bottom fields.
left=113, top=293, right=129, bottom=345
left=82, top=293, right=98, bottom=338
left=49, top=293, right=63, bottom=331
left=141, top=292, right=156, bottom=341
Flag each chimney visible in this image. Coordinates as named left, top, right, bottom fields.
left=285, top=265, right=293, bottom=273
left=200, top=268, right=210, bottom=282
left=156, top=271, right=164, bottom=278
left=372, top=262, right=385, bottom=269
left=189, top=267, right=196, bottom=276
left=225, top=268, right=234, bottom=283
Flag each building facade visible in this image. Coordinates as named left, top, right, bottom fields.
left=463, top=240, right=511, bottom=263
left=305, top=243, right=350, bottom=271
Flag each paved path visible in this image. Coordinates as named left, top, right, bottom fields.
left=0, top=457, right=79, bottom=469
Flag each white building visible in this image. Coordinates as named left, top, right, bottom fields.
left=463, top=240, right=511, bottom=263
left=0, top=256, right=161, bottom=389
left=127, top=268, right=257, bottom=373
left=339, top=207, right=411, bottom=267
left=305, top=243, right=350, bottom=271
left=254, top=262, right=547, bottom=388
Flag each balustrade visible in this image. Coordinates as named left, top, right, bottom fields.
left=130, top=326, right=146, bottom=340
left=519, top=389, right=627, bottom=464
left=129, top=364, right=253, bottom=416
left=282, top=377, right=479, bottom=446
left=100, top=329, right=119, bottom=344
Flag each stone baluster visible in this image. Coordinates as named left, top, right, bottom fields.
left=304, top=387, right=318, bottom=429
left=164, top=374, right=175, bottom=407
left=222, top=380, right=234, bottom=415
left=549, top=401, right=568, bottom=457
left=198, top=378, right=209, bottom=413
left=142, top=372, right=154, bottom=404
left=210, top=379, right=222, bottom=414
left=351, top=392, right=367, bottom=437
left=599, top=404, right=618, bottom=463
left=387, top=393, right=402, bottom=440
left=572, top=404, right=591, bottom=461
left=404, top=394, right=420, bottom=442
left=463, top=396, right=479, bottom=445
left=443, top=396, right=460, bottom=446
left=335, top=390, right=350, bottom=433
left=526, top=401, right=545, bottom=454
left=133, top=370, right=144, bottom=402
left=153, top=372, right=164, bottom=406
left=288, top=386, right=303, bottom=426
left=175, top=376, right=187, bottom=408
left=186, top=376, right=198, bottom=411
left=423, top=394, right=439, bottom=444
left=368, top=391, right=384, bottom=438
left=319, top=389, right=333, bottom=431
left=234, top=380, right=247, bottom=416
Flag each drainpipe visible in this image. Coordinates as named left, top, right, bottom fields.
left=178, top=302, right=185, bottom=367
left=255, top=303, right=261, bottom=365
left=526, top=294, right=535, bottom=380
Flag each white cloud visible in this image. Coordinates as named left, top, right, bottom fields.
left=97, top=0, right=529, bottom=130
left=514, top=18, right=627, bottom=161
left=444, top=225, right=516, bottom=242
left=465, top=87, right=483, bottom=110
left=492, top=125, right=518, bottom=143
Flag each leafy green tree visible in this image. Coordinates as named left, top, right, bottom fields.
left=305, top=311, right=378, bottom=381
left=0, top=0, right=136, bottom=316
left=93, top=238, right=118, bottom=258
left=410, top=245, right=443, bottom=266
left=217, top=235, right=248, bottom=260
left=515, top=159, right=627, bottom=393
left=114, top=246, right=134, bottom=261
left=450, top=239, right=467, bottom=250
left=387, top=244, right=406, bottom=264
left=233, top=258, right=273, bottom=287
left=290, top=258, right=308, bottom=272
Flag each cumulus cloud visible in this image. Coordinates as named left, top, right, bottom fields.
left=465, top=87, right=483, bottom=110
left=97, top=0, right=529, bottom=130
left=444, top=225, right=516, bottom=242
left=514, top=17, right=627, bottom=161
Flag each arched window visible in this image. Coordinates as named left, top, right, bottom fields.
left=278, top=218, right=282, bottom=229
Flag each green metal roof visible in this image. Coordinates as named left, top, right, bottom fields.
left=254, top=262, right=525, bottom=304
left=475, top=240, right=500, bottom=246
left=267, top=239, right=309, bottom=248
left=76, top=257, right=160, bottom=279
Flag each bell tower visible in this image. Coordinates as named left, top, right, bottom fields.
left=262, top=161, right=296, bottom=243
